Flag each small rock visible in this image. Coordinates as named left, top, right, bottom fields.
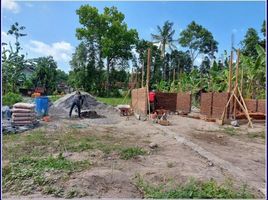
left=217, top=135, right=223, bottom=138
left=208, top=161, right=214, bottom=167
left=149, top=142, right=158, bottom=149
left=107, top=156, right=112, bottom=160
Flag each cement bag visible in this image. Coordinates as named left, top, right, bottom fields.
left=12, top=116, right=35, bottom=121
left=12, top=120, right=36, bottom=125
left=13, top=103, right=35, bottom=109
left=12, top=108, right=35, bottom=113
left=13, top=112, right=36, bottom=117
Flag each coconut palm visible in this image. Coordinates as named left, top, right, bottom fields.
left=151, top=20, right=176, bottom=80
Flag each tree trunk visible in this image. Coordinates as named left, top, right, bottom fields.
left=106, top=58, right=111, bottom=94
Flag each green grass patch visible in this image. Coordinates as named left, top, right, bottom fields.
left=247, top=131, right=266, bottom=139
left=136, top=176, right=254, bottom=199
left=96, top=97, right=130, bottom=106
left=2, top=154, right=91, bottom=195
left=222, top=127, right=237, bottom=136
left=120, top=147, right=146, bottom=160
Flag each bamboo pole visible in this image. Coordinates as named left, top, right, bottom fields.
left=220, top=84, right=238, bottom=123
left=141, top=60, right=144, bottom=87
left=233, top=49, right=240, bottom=119
left=240, top=66, right=244, bottom=96
left=233, top=93, right=253, bottom=128
left=228, top=51, right=233, bottom=93
left=146, top=48, right=151, bottom=119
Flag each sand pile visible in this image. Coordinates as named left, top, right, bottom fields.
left=50, top=92, right=117, bottom=118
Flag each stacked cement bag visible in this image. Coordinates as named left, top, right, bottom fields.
left=12, top=103, right=37, bottom=126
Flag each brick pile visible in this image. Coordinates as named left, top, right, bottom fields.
left=176, top=92, right=191, bottom=113
left=131, top=87, right=147, bottom=115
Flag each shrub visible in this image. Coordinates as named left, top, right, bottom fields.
left=2, top=92, right=23, bottom=106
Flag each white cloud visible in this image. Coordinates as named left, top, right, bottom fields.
left=27, top=40, right=74, bottom=62
left=2, top=0, right=20, bottom=13
left=1, top=31, right=15, bottom=45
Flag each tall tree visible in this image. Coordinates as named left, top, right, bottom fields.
left=76, top=5, right=138, bottom=93
left=151, top=20, right=176, bottom=80
left=260, top=20, right=266, bottom=50
left=241, top=28, right=260, bottom=59
left=31, top=56, right=58, bottom=94
left=179, top=21, right=218, bottom=67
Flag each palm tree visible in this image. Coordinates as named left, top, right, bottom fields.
left=151, top=21, right=176, bottom=80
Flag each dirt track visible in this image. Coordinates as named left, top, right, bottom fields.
left=3, top=113, right=266, bottom=199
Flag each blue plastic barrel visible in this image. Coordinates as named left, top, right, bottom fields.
left=35, top=96, right=49, bottom=117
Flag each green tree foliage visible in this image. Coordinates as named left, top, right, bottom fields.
left=31, top=56, right=58, bottom=94
left=76, top=5, right=138, bottom=93
left=179, top=21, right=218, bottom=67
left=2, top=22, right=27, bottom=94
left=241, top=28, right=260, bottom=59
left=240, top=44, right=266, bottom=99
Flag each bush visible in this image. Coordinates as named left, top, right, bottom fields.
left=3, top=92, right=23, bottom=106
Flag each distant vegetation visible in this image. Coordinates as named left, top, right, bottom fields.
left=2, top=7, right=266, bottom=102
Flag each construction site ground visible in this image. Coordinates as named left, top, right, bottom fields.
left=2, top=111, right=266, bottom=199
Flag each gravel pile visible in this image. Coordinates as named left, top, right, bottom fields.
left=49, top=92, right=120, bottom=124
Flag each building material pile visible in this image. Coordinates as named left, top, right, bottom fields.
left=11, top=103, right=37, bottom=126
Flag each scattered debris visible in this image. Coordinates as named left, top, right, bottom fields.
left=149, top=142, right=158, bottom=149
left=231, top=120, right=239, bottom=127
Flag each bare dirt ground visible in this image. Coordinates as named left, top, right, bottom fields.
left=2, top=111, right=266, bottom=199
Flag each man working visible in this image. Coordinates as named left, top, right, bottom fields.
left=69, top=91, right=83, bottom=118
left=149, top=89, right=157, bottom=113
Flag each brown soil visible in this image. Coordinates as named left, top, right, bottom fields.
left=3, top=113, right=266, bottom=199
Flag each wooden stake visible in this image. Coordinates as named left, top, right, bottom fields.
left=233, top=49, right=240, bottom=119
left=220, top=84, right=238, bottom=122
left=237, top=87, right=252, bottom=128
left=228, top=51, right=233, bottom=93
left=141, top=60, right=144, bottom=87
left=240, top=65, right=244, bottom=96
left=233, top=93, right=253, bottom=128
left=146, top=48, right=151, bottom=119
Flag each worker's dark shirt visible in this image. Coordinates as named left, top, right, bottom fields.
left=73, top=94, right=82, bottom=105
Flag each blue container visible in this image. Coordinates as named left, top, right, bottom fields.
left=35, top=96, right=49, bottom=117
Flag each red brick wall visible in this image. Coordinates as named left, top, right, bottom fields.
left=257, top=99, right=266, bottom=114
left=155, top=92, right=177, bottom=111
left=131, top=87, right=147, bottom=114
left=200, top=93, right=213, bottom=117
left=177, top=92, right=191, bottom=113
left=244, top=99, right=257, bottom=113
left=212, top=92, right=229, bottom=119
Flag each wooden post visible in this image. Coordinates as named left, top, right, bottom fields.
left=233, top=49, right=240, bottom=119
left=228, top=51, right=233, bottom=92
left=146, top=48, right=151, bottom=119
left=173, top=68, right=176, bottom=82
left=135, top=69, right=138, bottom=88
left=141, top=60, right=144, bottom=87
left=240, top=65, right=244, bottom=96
